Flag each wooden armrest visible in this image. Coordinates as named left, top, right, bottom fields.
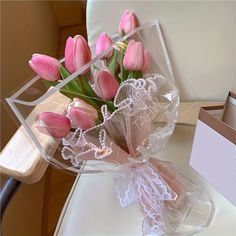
left=0, top=90, right=71, bottom=184
left=0, top=100, right=223, bottom=184
left=0, top=126, right=48, bottom=184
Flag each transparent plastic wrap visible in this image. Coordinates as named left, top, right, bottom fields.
left=6, top=22, right=214, bottom=235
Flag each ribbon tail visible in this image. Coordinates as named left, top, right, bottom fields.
left=114, top=164, right=139, bottom=207
left=136, top=163, right=177, bottom=235
left=114, top=161, right=177, bottom=235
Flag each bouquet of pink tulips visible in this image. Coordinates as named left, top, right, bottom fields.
left=8, top=10, right=214, bottom=236
left=29, top=11, right=150, bottom=137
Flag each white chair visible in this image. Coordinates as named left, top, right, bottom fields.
left=1, top=1, right=235, bottom=235
left=54, top=1, right=236, bottom=235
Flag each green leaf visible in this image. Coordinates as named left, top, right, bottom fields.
left=119, top=50, right=124, bottom=82
left=119, top=48, right=129, bottom=82
left=105, top=100, right=116, bottom=113
left=59, top=65, right=81, bottom=92
left=59, top=88, right=101, bottom=110
left=93, top=64, right=100, bottom=71
left=76, top=75, right=105, bottom=107
left=60, top=65, right=70, bottom=80
left=104, top=58, right=108, bottom=67
left=126, top=70, right=143, bottom=80
left=95, top=117, right=103, bottom=125
left=127, top=71, right=134, bottom=80
left=121, top=29, right=126, bottom=37
left=80, top=75, right=97, bottom=97
left=43, top=80, right=58, bottom=87
left=108, top=50, right=118, bottom=77
left=133, top=70, right=143, bottom=79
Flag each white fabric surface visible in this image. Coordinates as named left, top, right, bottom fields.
left=87, top=1, right=236, bottom=101
left=55, top=125, right=236, bottom=236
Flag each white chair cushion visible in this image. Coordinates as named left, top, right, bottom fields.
left=54, top=125, right=236, bottom=236
left=55, top=2, right=236, bottom=235
left=86, top=1, right=236, bottom=101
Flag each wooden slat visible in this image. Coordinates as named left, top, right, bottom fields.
left=0, top=90, right=71, bottom=184
left=0, top=126, right=48, bottom=184
left=0, top=100, right=223, bottom=183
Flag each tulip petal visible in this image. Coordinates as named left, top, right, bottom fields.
left=68, top=107, right=96, bottom=130
left=74, top=35, right=91, bottom=75
left=67, top=98, right=98, bottom=130
left=65, top=37, right=76, bottom=73
left=37, top=112, right=71, bottom=138
left=95, top=71, right=119, bottom=100
left=95, top=32, right=113, bottom=58
left=123, top=40, right=144, bottom=71
left=29, top=54, right=60, bottom=81
left=118, top=10, right=138, bottom=34
left=68, top=98, right=98, bottom=118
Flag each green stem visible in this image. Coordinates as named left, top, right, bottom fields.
left=108, top=50, right=118, bottom=77
left=105, top=100, right=116, bottom=113
left=121, top=29, right=126, bottom=37
left=96, top=117, right=103, bottom=125
left=119, top=49, right=125, bottom=82
left=93, top=64, right=100, bottom=71
left=104, top=58, right=108, bottom=67
left=128, top=71, right=134, bottom=79
left=133, top=70, right=143, bottom=79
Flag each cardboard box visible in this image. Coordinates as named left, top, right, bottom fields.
left=190, top=92, right=236, bottom=206
left=222, top=92, right=236, bottom=129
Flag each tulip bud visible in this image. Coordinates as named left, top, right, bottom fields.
left=67, top=98, right=98, bottom=130
left=64, top=35, right=91, bottom=74
left=95, top=32, right=113, bottom=59
left=143, top=49, right=150, bottom=73
left=29, top=54, right=60, bottom=81
left=118, top=10, right=138, bottom=34
left=37, top=112, right=71, bottom=138
left=95, top=70, right=119, bottom=100
left=123, top=39, right=144, bottom=71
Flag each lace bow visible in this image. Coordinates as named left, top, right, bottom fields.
left=114, top=161, right=178, bottom=236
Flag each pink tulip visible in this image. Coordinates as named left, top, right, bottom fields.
left=95, top=32, right=113, bottom=59
left=67, top=98, right=98, bottom=130
left=123, top=39, right=144, bottom=71
left=29, top=54, right=60, bottom=81
left=118, top=10, right=138, bottom=34
left=143, top=49, right=150, bottom=73
left=37, top=112, right=71, bottom=138
left=64, top=35, right=91, bottom=74
left=95, top=70, right=119, bottom=100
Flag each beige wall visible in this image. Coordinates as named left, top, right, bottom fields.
left=1, top=1, right=58, bottom=235
left=1, top=0, right=59, bottom=150
left=1, top=1, right=86, bottom=235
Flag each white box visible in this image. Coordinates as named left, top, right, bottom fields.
left=190, top=94, right=236, bottom=206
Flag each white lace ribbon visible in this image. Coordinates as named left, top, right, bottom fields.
left=114, top=161, right=178, bottom=236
